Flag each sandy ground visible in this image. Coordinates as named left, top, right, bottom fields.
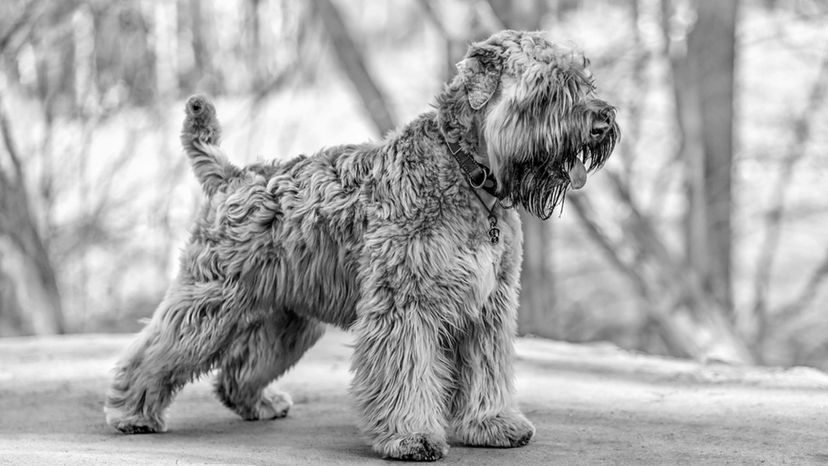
left=1, top=329, right=827, bottom=465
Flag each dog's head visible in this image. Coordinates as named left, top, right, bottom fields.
left=451, top=30, right=619, bottom=219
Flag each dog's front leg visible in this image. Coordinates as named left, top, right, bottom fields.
left=350, top=297, right=452, bottom=461
left=450, top=280, right=535, bottom=448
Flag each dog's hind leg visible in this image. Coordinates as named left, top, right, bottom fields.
left=213, top=310, right=325, bottom=420
left=104, top=280, right=237, bottom=434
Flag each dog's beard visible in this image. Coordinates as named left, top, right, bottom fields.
left=497, top=125, right=619, bottom=220
left=499, top=158, right=570, bottom=220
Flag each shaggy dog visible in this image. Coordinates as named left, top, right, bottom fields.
left=105, top=30, right=618, bottom=461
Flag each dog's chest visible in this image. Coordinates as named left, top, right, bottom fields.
left=457, top=204, right=520, bottom=319
left=465, top=245, right=499, bottom=315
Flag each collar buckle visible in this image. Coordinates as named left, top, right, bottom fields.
left=445, top=139, right=503, bottom=199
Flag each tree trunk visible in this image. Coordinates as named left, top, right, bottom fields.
left=679, top=0, right=739, bottom=312
left=186, top=0, right=218, bottom=94
left=696, top=0, right=738, bottom=311
left=152, top=0, right=178, bottom=98
left=518, top=211, right=556, bottom=337
left=243, top=0, right=266, bottom=91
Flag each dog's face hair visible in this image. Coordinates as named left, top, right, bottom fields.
left=458, top=31, right=619, bottom=219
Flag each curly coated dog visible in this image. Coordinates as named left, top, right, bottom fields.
left=105, top=30, right=618, bottom=461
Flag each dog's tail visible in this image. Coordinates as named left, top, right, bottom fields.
left=180, top=95, right=243, bottom=196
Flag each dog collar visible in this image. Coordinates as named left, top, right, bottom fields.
left=445, top=140, right=503, bottom=199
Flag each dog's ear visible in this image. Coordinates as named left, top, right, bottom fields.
left=457, top=46, right=502, bottom=110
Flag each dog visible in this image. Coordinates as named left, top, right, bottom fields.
left=104, top=30, right=618, bottom=461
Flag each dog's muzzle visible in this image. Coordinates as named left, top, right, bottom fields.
left=568, top=110, right=617, bottom=190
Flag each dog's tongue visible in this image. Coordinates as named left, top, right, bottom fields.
left=568, top=158, right=587, bottom=190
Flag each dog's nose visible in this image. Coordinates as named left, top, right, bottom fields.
left=590, top=116, right=612, bottom=139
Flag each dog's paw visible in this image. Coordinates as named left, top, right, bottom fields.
left=375, top=433, right=449, bottom=462
left=104, top=406, right=166, bottom=434
left=216, top=383, right=293, bottom=421
left=249, top=388, right=292, bottom=420
left=454, top=412, right=535, bottom=448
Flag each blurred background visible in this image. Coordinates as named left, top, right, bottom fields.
left=0, top=0, right=826, bottom=370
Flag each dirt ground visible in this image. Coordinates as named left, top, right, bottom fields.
left=1, top=329, right=827, bottom=465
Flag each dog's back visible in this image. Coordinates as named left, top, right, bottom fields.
left=183, top=143, right=380, bottom=328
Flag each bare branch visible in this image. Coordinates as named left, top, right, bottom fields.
left=605, top=170, right=680, bottom=270
left=568, top=194, right=649, bottom=297
left=774, top=246, right=828, bottom=324
left=751, top=47, right=828, bottom=344
left=0, top=0, right=39, bottom=53
left=569, top=192, right=753, bottom=364
left=0, top=93, right=24, bottom=187
left=478, top=0, right=508, bottom=30
left=313, top=0, right=398, bottom=136
left=416, top=0, right=453, bottom=41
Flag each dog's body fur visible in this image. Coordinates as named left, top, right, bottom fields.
left=105, top=31, right=617, bottom=461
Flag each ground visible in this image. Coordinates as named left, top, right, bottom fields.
left=1, top=329, right=827, bottom=465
